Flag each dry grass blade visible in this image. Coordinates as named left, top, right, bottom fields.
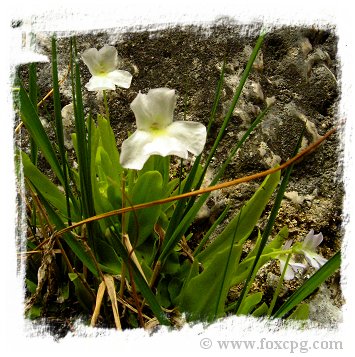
left=90, top=280, right=106, bottom=327
left=104, top=275, right=122, bottom=330
left=123, top=234, right=148, bottom=284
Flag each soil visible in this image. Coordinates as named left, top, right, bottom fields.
left=17, top=19, right=344, bottom=337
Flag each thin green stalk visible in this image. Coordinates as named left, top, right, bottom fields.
left=213, top=208, right=243, bottom=320
left=28, top=63, right=38, bottom=166
left=70, top=37, right=96, bottom=251
left=196, top=32, right=265, bottom=190
left=193, top=203, right=230, bottom=256
left=103, top=90, right=110, bottom=121
left=164, top=58, right=226, bottom=238
left=234, top=127, right=305, bottom=315
left=28, top=62, right=38, bottom=230
left=52, top=36, right=72, bottom=225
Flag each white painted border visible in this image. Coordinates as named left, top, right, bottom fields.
left=1, top=1, right=354, bottom=355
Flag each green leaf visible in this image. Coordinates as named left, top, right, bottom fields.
left=197, top=171, right=281, bottom=267
left=237, top=292, right=263, bottom=315
left=273, top=251, right=341, bottom=318
left=287, top=304, right=309, bottom=320
left=178, top=244, right=242, bottom=322
left=26, top=305, right=42, bottom=319
left=168, top=277, right=184, bottom=305
left=156, top=277, right=172, bottom=308
left=26, top=279, right=37, bottom=294
left=127, top=171, right=163, bottom=247
left=52, top=37, right=73, bottom=223
left=95, top=239, right=122, bottom=275
left=235, top=127, right=305, bottom=315
left=96, top=115, right=122, bottom=183
left=252, top=302, right=269, bottom=317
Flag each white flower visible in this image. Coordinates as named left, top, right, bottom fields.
left=61, top=103, right=74, bottom=149
left=299, top=229, right=328, bottom=270
left=61, top=103, right=74, bottom=127
left=278, top=240, right=306, bottom=280
left=81, top=45, right=132, bottom=91
left=120, top=88, right=207, bottom=170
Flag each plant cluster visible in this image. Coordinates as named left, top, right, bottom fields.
left=15, top=32, right=340, bottom=331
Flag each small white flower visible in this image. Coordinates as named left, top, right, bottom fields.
left=299, top=229, right=328, bottom=270
left=61, top=103, right=74, bottom=127
left=120, top=88, right=207, bottom=170
left=278, top=240, right=306, bottom=280
left=61, top=103, right=74, bottom=149
left=81, top=45, right=132, bottom=91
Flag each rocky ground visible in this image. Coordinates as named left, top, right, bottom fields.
left=18, top=19, right=344, bottom=333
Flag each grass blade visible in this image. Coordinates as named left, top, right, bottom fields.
left=234, top=127, right=305, bottom=314
left=18, top=80, right=65, bottom=185
left=28, top=63, right=38, bottom=165
left=196, top=32, right=266, bottom=190
left=52, top=36, right=72, bottom=224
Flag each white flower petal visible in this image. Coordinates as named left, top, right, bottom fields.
left=284, top=265, right=296, bottom=281
left=279, top=259, right=293, bottom=280
left=85, top=75, right=116, bottom=91
left=166, top=121, right=207, bottom=156
left=82, top=45, right=131, bottom=91
left=82, top=48, right=101, bottom=75
left=120, top=131, right=155, bottom=170
left=289, top=261, right=307, bottom=271
left=302, top=229, right=323, bottom=251
left=143, top=133, right=188, bottom=158
left=314, top=254, right=328, bottom=268
left=120, top=129, right=196, bottom=170
left=304, top=251, right=327, bottom=270
left=98, top=45, right=119, bottom=72
left=279, top=257, right=306, bottom=280
left=106, top=70, right=133, bottom=89
left=131, top=88, right=176, bottom=130
left=122, top=88, right=207, bottom=170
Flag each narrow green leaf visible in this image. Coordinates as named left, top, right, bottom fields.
left=68, top=273, right=95, bottom=312
left=32, top=187, right=99, bottom=276
left=51, top=36, right=73, bottom=224
left=18, top=81, right=65, bottom=185
left=28, top=62, right=38, bottom=166
left=234, top=127, right=305, bottom=314
left=21, top=151, right=79, bottom=221
left=195, top=32, right=266, bottom=191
